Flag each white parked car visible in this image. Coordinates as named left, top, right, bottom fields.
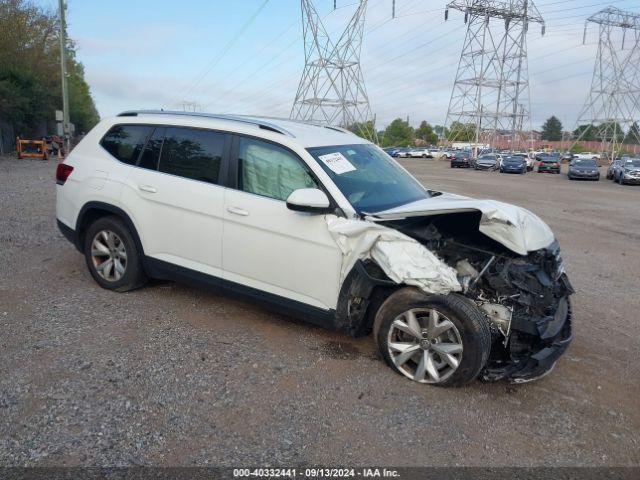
left=56, top=111, right=573, bottom=386
left=573, top=152, right=599, bottom=161
left=407, top=147, right=433, bottom=158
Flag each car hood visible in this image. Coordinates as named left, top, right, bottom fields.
left=365, top=193, right=555, bottom=256
left=571, top=166, right=598, bottom=171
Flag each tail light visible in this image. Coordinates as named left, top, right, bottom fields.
left=56, top=163, right=74, bottom=185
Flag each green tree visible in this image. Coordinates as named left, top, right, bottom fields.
left=414, top=121, right=438, bottom=145
left=434, top=124, right=449, bottom=139
left=347, top=120, right=377, bottom=143
left=573, top=124, right=597, bottom=141
left=0, top=0, right=99, bottom=137
left=380, top=118, right=414, bottom=147
left=447, top=121, right=476, bottom=142
left=624, top=122, right=640, bottom=145
left=541, top=116, right=563, bottom=141
left=598, top=121, right=625, bottom=143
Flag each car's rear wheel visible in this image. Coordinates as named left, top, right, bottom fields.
left=373, top=288, right=491, bottom=387
left=84, top=216, right=147, bottom=292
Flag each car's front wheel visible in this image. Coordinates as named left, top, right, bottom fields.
left=84, top=216, right=147, bottom=292
left=373, top=288, right=491, bottom=387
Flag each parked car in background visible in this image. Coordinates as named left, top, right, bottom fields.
left=614, top=157, right=640, bottom=185
left=429, top=148, right=447, bottom=159
left=535, top=152, right=559, bottom=162
left=383, top=147, right=400, bottom=157
left=450, top=151, right=472, bottom=168
left=499, top=156, right=527, bottom=174
left=606, top=158, right=624, bottom=180
left=475, top=154, right=499, bottom=171
left=395, top=148, right=412, bottom=158
left=573, top=152, right=599, bottom=161
left=408, top=147, right=433, bottom=158
left=561, top=152, right=574, bottom=163
left=538, top=157, right=561, bottom=174
left=509, top=152, right=531, bottom=171
left=567, top=158, right=600, bottom=181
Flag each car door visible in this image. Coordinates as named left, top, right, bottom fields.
left=222, top=135, right=342, bottom=311
left=122, top=126, right=229, bottom=278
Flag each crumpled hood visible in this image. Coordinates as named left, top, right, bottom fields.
left=365, top=193, right=555, bottom=256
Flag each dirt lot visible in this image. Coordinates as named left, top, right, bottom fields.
left=1, top=155, right=639, bottom=467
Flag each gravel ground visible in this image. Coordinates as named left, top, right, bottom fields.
left=0, top=155, right=639, bottom=467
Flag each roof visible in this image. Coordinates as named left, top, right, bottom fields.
left=116, top=110, right=369, bottom=148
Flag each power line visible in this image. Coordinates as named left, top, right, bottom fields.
left=182, top=0, right=271, bottom=99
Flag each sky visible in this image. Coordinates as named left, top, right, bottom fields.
left=36, top=0, right=640, bottom=130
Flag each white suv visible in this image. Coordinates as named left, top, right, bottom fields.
left=56, top=111, right=573, bottom=387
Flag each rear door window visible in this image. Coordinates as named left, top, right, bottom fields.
left=100, top=125, right=153, bottom=165
left=137, top=127, right=165, bottom=171
left=158, top=127, right=225, bottom=184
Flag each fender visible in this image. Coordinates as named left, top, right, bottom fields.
left=75, top=201, right=146, bottom=258
left=335, top=260, right=397, bottom=337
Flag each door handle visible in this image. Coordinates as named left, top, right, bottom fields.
left=227, top=206, right=249, bottom=216
left=138, top=185, right=157, bottom=193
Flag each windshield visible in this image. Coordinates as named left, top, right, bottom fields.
left=478, top=155, right=496, bottom=161
left=625, top=159, right=640, bottom=168
left=573, top=159, right=597, bottom=167
left=307, top=144, right=430, bottom=213
left=503, top=157, right=524, bottom=164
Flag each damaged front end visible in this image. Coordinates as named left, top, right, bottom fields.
left=374, top=210, right=574, bottom=383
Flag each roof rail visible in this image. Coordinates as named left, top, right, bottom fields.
left=116, top=110, right=295, bottom=137
left=323, top=125, right=353, bottom=135
left=258, top=115, right=356, bottom=136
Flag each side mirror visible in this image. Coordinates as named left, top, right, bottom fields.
left=286, top=188, right=332, bottom=214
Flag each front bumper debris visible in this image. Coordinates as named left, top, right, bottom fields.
left=482, top=290, right=573, bottom=383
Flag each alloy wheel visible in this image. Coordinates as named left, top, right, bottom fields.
left=90, top=230, right=127, bottom=282
left=387, top=308, right=463, bottom=384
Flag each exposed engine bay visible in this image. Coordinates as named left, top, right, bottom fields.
left=381, top=211, right=574, bottom=383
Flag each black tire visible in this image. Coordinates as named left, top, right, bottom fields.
left=83, top=215, right=147, bottom=292
left=373, top=288, right=491, bottom=387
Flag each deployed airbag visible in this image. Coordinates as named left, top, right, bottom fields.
left=326, top=216, right=461, bottom=295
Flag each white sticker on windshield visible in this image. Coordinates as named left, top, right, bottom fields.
left=318, top=152, right=357, bottom=175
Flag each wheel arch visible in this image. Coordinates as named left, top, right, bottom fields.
left=335, top=259, right=402, bottom=337
left=75, top=202, right=145, bottom=257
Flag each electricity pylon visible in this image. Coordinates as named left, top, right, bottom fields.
left=574, top=7, right=640, bottom=157
left=290, top=1, right=375, bottom=139
left=444, top=0, right=544, bottom=150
